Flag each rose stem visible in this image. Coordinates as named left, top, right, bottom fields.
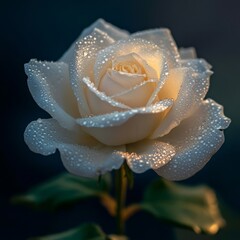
left=115, top=162, right=127, bottom=235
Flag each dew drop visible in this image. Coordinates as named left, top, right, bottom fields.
left=37, top=118, right=42, bottom=123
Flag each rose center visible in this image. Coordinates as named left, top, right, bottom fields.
left=113, top=61, right=145, bottom=75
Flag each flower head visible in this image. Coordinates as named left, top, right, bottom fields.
left=24, top=19, right=230, bottom=180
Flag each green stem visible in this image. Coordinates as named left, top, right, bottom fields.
left=115, top=163, right=127, bottom=235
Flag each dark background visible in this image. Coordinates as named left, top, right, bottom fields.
left=1, top=0, right=240, bottom=239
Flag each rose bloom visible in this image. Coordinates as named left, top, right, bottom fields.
left=24, top=19, right=230, bottom=180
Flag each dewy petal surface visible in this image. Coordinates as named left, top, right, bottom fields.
left=24, top=118, right=125, bottom=178
left=112, top=52, right=158, bottom=79
left=94, top=38, right=164, bottom=87
left=157, top=67, right=185, bottom=101
left=132, top=29, right=180, bottom=68
left=77, top=99, right=173, bottom=146
left=122, top=140, right=175, bottom=173
left=81, top=77, right=130, bottom=116
left=25, top=60, right=79, bottom=130
left=151, top=60, right=212, bottom=138
left=155, top=99, right=231, bottom=180
left=60, top=18, right=129, bottom=63
left=99, top=70, right=145, bottom=96
left=70, top=28, right=115, bottom=116
left=111, top=79, right=158, bottom=108
left=99, top=52, right=157, bottom=98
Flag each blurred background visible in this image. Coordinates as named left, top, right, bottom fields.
left=1, top=0, right=240, bottom=239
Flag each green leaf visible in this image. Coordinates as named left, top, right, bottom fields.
left=141, top=179, right=225, bottom=234
left=28, top=223, right=107, bottom=240
left=12, top=173, right=111, bottom=210
left=28, top=224, right=129, bottom=240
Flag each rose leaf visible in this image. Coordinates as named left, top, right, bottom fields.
left=12, top=173, right=111, bottom=211
left=140, top=179, right=225, bottom=234
left=28, top=223, right=128, bottom=240
left=28, top=223, right=107, bottom=240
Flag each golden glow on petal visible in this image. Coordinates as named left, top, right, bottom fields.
left=158, top=68, right=186, bottom=101
left=25, top=19, right=231, bottom=180
left=112, top=52, right=158, bottom=79
left=114, top=61, right=145, bottom=75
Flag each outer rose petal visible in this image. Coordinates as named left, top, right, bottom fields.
left=24, top=118, right=125, bottom=178
left=181, top=58, right=212, bottom=76
left=70, top=28, right=115, bottom=116
left=25, top=60, right=79, bottom=130
left=155, top=99, right=231, bottom=180
left=179, top=47, right=197, bottom=59
left=77, top=99, right=173, bottom=146
left=151, top=61, right=212, bottom=138
left=132, top=29, right=180, bottom=68
left=60, top=18, right=129, bottom=63
left=122, top=140, right=175, bottom=173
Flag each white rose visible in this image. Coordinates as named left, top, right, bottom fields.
left=24, top=19, right=230, bottom=180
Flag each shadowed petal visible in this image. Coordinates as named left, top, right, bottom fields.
left=25, top=60, right=79, bottom=130
left=24, top=118, right=125, bottom=178
left=155, top=99, right=231, bottom=180
left=179, top=47, right=197, bottom=59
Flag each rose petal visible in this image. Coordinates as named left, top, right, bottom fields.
left=151, top=61, right=212, bottom=138
left=181, top=58, right=212, bottom=74
left=77, top=99, right=173, bottom=146
left=81, top=77, right=130, bottom=116
left=80, top=19, right=129, bottom=41
left=179, top=47, right=197, bottom=59
left=146, top=54, right=169, bottom=105
left=94, top=38, right=164, bottom=87
left=112, top=79, right=158, bottom=108
left=99, top=70, right=145, bottom=96
left=158, top=67, right=186, bottom=101
left=70, top=28, right=115, bottom=116
left=25, top=60, right=79, bottom=130
left=78, top=99, right=173, bottom=127
left=112, top=52, right=158, bottom=79
left=155, top=99, right=231, bottom=180
left=99, top=52, right=159, bottom=98
left=132, top=29, right=180, bottom=68
left=60, top=19, right=129, bottom=63
left=24, top=118, right=125, bottom=178
left=120, top=140, right=175, bottom=173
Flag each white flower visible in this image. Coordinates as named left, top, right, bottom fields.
left=24, top=19, right=230, bottom=180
